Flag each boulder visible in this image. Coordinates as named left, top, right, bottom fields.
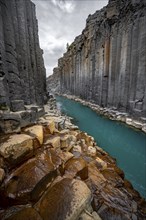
left=64, top=157, right=88, bottom=180
left=24, top=125, right=44, bottom=145
left=0, top=150, right=59, bottom=206
left=0, top=134, right=33, bottom=166
left=35, top=178, right=91, bottom=220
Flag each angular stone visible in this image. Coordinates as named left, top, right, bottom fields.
left=35, top=178, right=91, bottom=220
left=0, top=134, right=33, bottom=165
left=45, top=136, right=60, bottom=148
left=24, top=125, right=44, bottom=145
left=47, top=119, right=56, bottom=134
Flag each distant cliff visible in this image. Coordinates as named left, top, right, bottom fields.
left=50, top=0, right=146, bottom=120
left=0, top=0, right=46, bottom=111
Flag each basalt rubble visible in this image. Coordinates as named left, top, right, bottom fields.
left=0, top=97, right=146, bottom=220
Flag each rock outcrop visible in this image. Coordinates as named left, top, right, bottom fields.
left=50, top=0, right=146, bottom=121
left=0, top=0, right=47, bottom=133
left=0, top=98, right=146, bottom=220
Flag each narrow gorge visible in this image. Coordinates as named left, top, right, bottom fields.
left=49, top=0, right=146, bottom=122
left=0, top=0, right=146, bottom=219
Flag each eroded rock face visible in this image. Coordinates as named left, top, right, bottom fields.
left=50, top=0, right=146, bottom=120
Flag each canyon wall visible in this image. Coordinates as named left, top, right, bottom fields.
left=0, top=0, right=46, bottom=111
left=53, top=0, right=146, bottom=120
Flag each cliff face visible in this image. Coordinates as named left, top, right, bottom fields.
left=53, top=0, right=146, bottom=119
left=0, top=0, right=46, bottom=111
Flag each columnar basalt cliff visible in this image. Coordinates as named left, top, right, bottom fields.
left=52, top=0, right=146, bottom=120
left=0, top=0, right=47, bottom=133
left=0, top=0, right=46, bottom=109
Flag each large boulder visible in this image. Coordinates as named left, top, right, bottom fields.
left=0, top=134, right=34, bottom=166
left=35, top=178, right=92, bottom=220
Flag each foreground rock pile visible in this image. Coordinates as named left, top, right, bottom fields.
left=0, top=99, right=146, bottom=220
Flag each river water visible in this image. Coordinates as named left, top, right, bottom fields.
left=56, top=96, right=146, bottom=199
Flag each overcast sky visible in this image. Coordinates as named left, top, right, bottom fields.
left=32, top=0, right=108, bottom=76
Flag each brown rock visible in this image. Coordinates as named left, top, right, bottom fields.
left=24, top=125, right=44, bottom=145
left=35, top=178, right=91, bottom=220
left=64, top=157, right=88, bottom=180
left=60, top=134, right=77, bottom=150
left=47, top=119, right=56, bottom=134
left=0, top=134, right=33, bottom=166
left=45, top=136, right=60, bottom=148
left=0, top=150, right=58, bottom=206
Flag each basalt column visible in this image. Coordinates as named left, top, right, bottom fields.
left=0, top=0, right=47, bottom=112
left=55, top=0, right=146, bottom=120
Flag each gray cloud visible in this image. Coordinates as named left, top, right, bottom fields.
left=32, top=0, right=108, bottom=76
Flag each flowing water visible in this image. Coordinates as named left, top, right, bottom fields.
left=56, top=96, right=146, bottom=199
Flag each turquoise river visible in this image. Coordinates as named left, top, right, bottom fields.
left=56, top=96, right=146, bottom=199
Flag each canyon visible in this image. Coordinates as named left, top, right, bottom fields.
left=0, top=0, right=146, bottom=219
left=49, top=0, right=146, bottom=122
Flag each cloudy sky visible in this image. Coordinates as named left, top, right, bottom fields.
left=32, top=0, right=108, bottom=76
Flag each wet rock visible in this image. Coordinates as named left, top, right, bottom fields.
left=24, top=125, right=44, bottom=145
left=35, top=178, right=92, bottom=220
left=0, top=134, right=33, bottom=166
left=64, top=157, right=88, bottom=180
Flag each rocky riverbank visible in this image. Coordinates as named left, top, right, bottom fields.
left=0, top=97, right=146, bottom=220
left=56, top=93, right=146, bottom=134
